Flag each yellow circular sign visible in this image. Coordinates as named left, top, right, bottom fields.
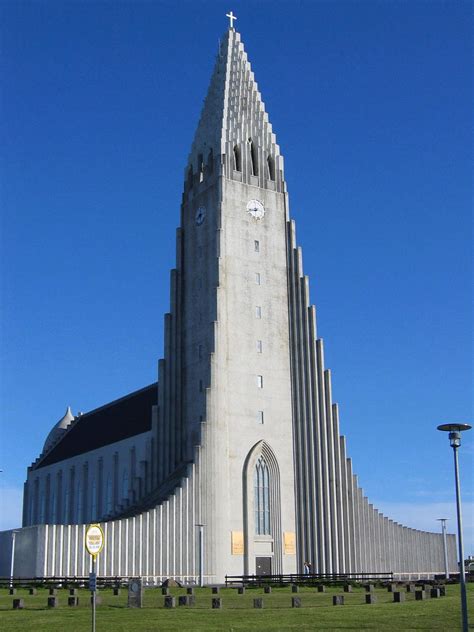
left=85, top=524, right=104, bottom=557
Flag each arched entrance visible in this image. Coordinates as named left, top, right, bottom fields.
left=242, top=441, right=282, bottom=575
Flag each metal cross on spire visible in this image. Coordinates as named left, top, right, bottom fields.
left=226, top=11, right=237, bottom=29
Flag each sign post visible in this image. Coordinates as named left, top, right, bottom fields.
left=85, top=524, right=104, bottom=632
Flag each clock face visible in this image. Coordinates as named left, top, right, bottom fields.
left=195, top=206, right=206, bottom=225
left=247, top=199, right=265, bottom=220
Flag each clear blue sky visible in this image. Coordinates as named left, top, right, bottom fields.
left=1, top=1, right=472, bottom=552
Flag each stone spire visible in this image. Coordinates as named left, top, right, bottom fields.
left=187, top=29, right=283, bottom=180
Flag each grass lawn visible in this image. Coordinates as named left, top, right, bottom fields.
left=0, top=583, right=472, bottom=631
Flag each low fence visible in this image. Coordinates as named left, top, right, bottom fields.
left=0, top=575, right=207, bottom=589
left=225, top=572, right=394, bottom=587
left=0, top=576, right=128, bottom=589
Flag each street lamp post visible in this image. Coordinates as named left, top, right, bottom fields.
left=437, top=422, right=471, bottom=632
left=10, top=530, right=18, bottom=589
left=436, top=518, right=449, bottom=580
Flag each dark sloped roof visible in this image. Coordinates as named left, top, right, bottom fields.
left=34, top=383, right=157, bottom=469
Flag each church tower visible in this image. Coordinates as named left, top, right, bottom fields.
left=153, top=24, right=297, bottom=576
left=8, top=19, right=456, bottom=583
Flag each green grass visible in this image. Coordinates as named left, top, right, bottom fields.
left=0, top=583, right=472, bottom=631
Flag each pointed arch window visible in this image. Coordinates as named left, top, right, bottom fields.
left=28, top=492, right=33, bottom=525
left=76, top=481, right=82, bottom=522
left=51, top=491, right=56, bottom=523
left=249, top=139, right=258, bottom=176
left=64, top=488, right=69, bottom=523
left=254, top=455, right=270, bottom=534
left=122, top=469, right=129, bottom=501
left=39, top=492, right=45, bottom=523
left=233, top=144, right=241, bottom=171
left=267, top=155, right=275, bottom=181
left=105, top=475, right=113, bottom=514
left=91, top=479, right=97, bottom=520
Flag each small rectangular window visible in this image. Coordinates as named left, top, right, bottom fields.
left=199, top=380, right=203, bottom=392
left=258, top=411, right=264, bottom=424
left=257, top=375, right=263, bottom=388
left=256, top=306, right=262, bottom=319
left=256, top=340, right=263, bottom=353
left=198, top=153, right=204, bottom=182
left=255, top=272, right=261, bottom=285
left=254, top=240, right=260, bottom=252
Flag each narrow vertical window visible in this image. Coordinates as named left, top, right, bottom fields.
left=256, top=340, right=263, bottom=353
left=257, top=375, right=263, bottom=388
left=198, top=344, right=203, bottom=359
left=258, top=410, right=264, bottom=424
left=199, top=379, right=203, bottom=392
left=254, top=456, right=270, bottom=534
left=254, top=240, right=260, bottom=252
left=249, top=139, right=258, bottom=176
left=256, top=306, right=262, bottom=319
left=233, top=144, right=241, bottom=171
left=255, top=272, right=261, bottom=285
left=207, top=148, right=214, bottom=174
left=267, top=155, right=275, bottom=181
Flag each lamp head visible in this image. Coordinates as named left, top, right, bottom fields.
left=437, top=423, right=472, bottom=448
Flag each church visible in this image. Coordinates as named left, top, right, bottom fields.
left=0, top=19, right=456, bottom=582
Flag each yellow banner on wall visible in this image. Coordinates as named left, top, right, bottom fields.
left=283, top=531, right=296, bottom=554
left=231, top=531, right=244, bottom=555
